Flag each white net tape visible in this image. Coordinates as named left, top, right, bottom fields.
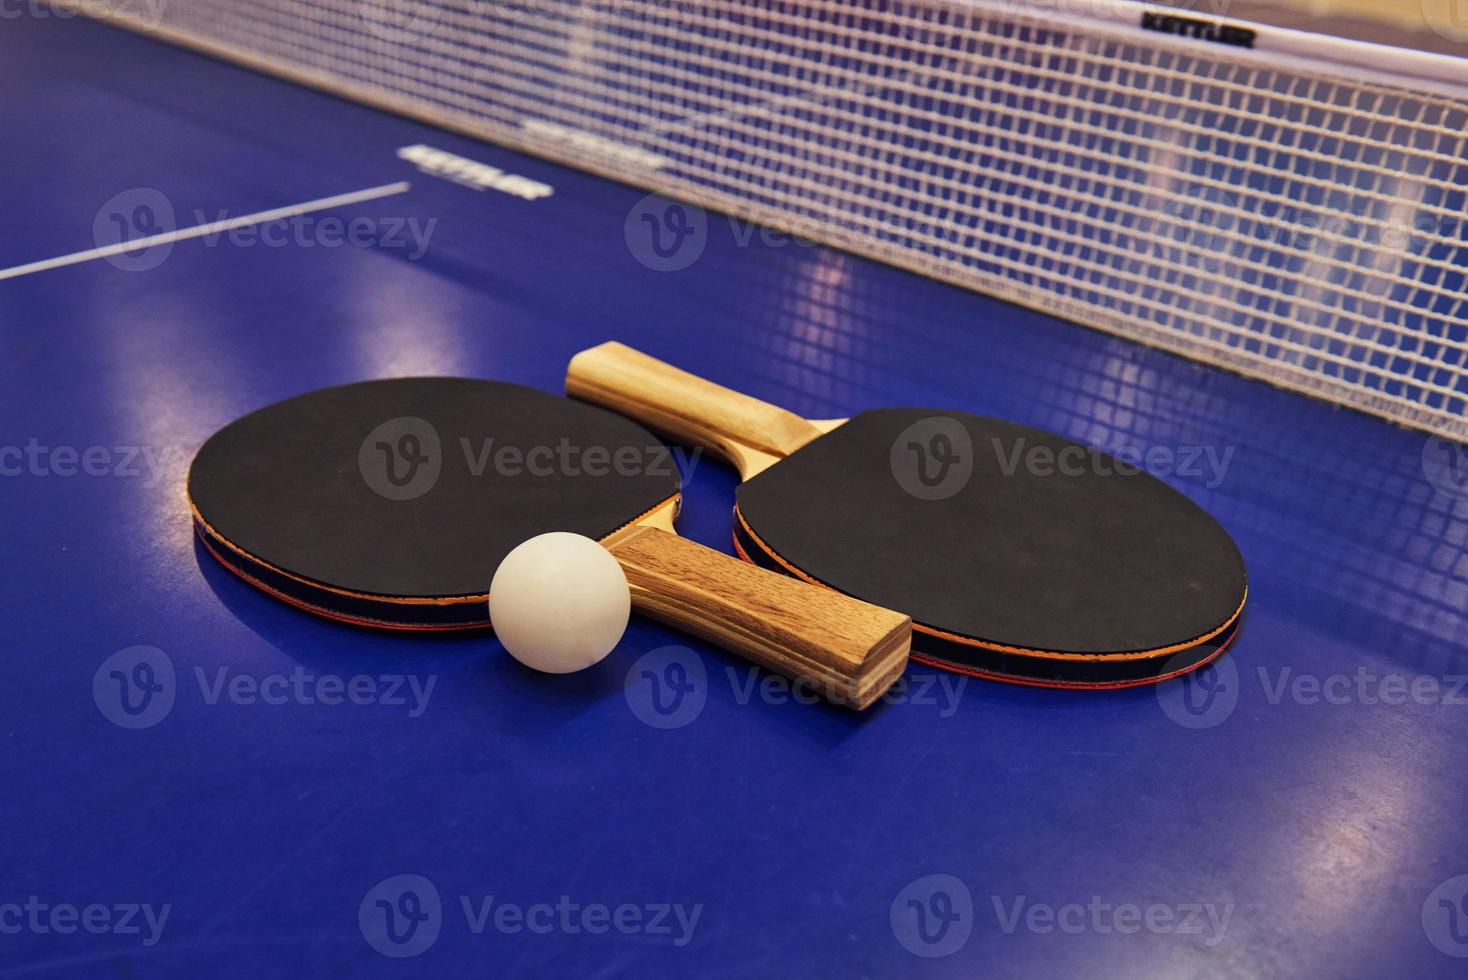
left=64, top=0, right=1468, bottom=438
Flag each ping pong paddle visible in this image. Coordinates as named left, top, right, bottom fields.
left=187, top=378, right=910, bottom=708
left=566, top=343, right=1247, bottom=689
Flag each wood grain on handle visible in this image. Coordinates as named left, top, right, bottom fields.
left=567, top=341, right=823, bottom=480
left=608, top=525, right=911, bottom=710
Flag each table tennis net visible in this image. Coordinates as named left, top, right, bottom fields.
left=62, top=0, right=1468, bottom=439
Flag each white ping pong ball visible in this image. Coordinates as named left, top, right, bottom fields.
left=488, top=532, right=631, bottom=673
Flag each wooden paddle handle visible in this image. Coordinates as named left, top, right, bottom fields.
left=608, top=526, right=911, bottom=710
left=567, top=342, right=823, bottom=479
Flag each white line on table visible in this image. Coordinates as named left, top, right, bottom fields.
left=0, top=181, right=413, bottom=282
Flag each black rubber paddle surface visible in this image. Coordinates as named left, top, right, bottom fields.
left=735, top=408, right=1246, bottom=659
left=189, top=378, right=678, bottom=603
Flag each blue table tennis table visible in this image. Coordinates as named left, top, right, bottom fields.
left=3, top=12, right=1467, bottom=979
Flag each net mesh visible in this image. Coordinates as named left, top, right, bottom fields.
left=67, top=0, right=1468, bottom=438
